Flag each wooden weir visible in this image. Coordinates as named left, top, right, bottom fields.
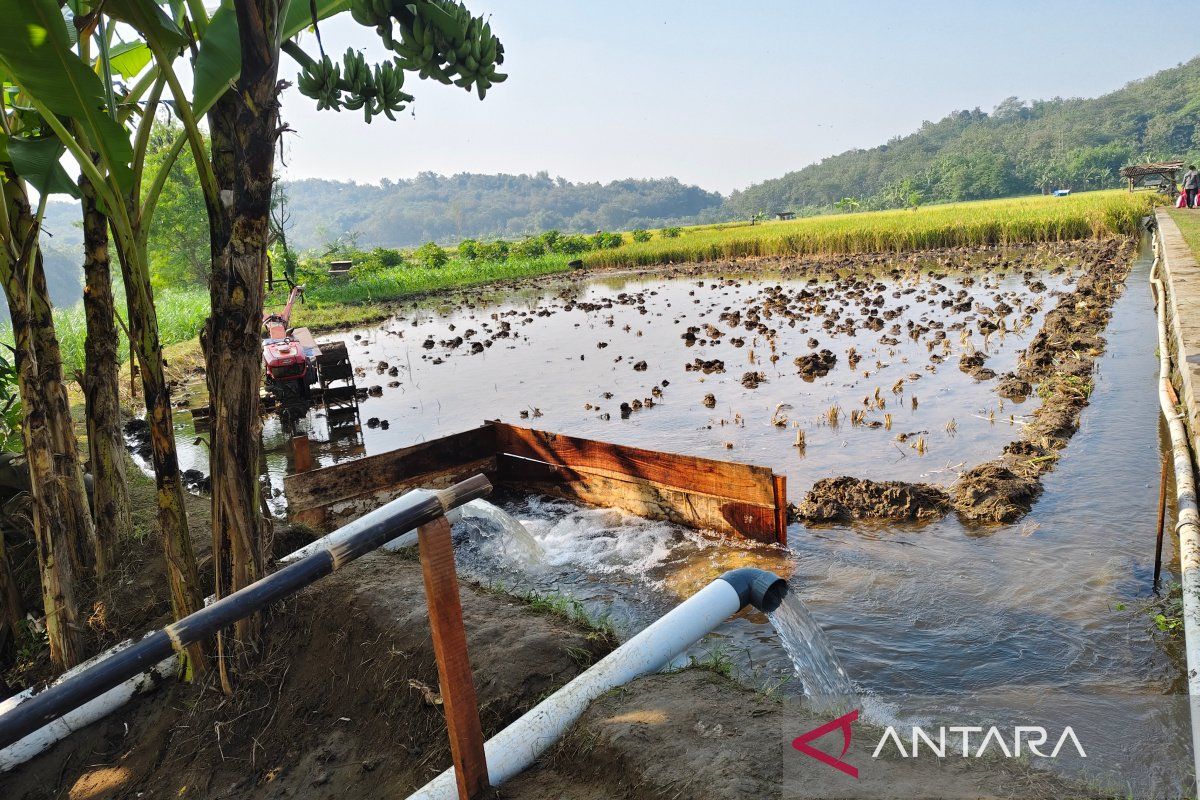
left=284, top=420, right=788, bottom=545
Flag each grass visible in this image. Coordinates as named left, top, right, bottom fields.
left=1168, top=207, right=1200, bottom=262
left=9, top=190, right=1159, bottom=377
left=582, top=190, right=1158, bottom=268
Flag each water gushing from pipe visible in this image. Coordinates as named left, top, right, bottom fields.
left=456, top=499, right=544, bottom=563
left=767, top=589, right=857, bottom=712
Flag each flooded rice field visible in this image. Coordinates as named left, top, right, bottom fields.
left=168, top=239, right=1185, bottom=794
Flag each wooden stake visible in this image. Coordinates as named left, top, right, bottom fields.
left=773, top=474, right=788, bottom=547
left=1155, top=455, right=1169, bottom=587
left=291, top=434, right=313, bottom=473
left=418, top=516, right=488, bottom=800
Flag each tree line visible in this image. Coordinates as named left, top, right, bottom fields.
left=726, top=57, right=1200, bottom=216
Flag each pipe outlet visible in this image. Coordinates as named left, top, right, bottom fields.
left=719, top=567, right=788, bottom=613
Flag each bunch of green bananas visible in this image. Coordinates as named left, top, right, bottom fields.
left=385, top=0, right=506, bottom=99
left=299, top=0, right=506, bottom=121
left=296, top=48, right=413, bottom=123
left=349, top=0, right=393, bottom=28
left=295, top=54, right=342, bottom=111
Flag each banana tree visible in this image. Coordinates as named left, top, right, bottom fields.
left=0, top=98, right=93, bottom=668
left=176, top=0, right=505, bottom=679
left=0, top=0, right=210, bottom=672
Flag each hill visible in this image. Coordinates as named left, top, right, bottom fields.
left=725, top=57, right=1200, bottom=216
left=281, top=172, right=723, bottom=250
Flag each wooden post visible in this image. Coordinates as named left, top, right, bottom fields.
left=291, top=434, right=313, bottom=473
left=773, top=474, right=788, bottom=547
left=1155, top=455, right=1169, bottom=587
left=418, top=516, right=488, bottom=799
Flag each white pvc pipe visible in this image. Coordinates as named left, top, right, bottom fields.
left=1150, top=240, right=1200, bottom=794
left=406, top=578, right=745, bottom=800
left=0, top=487, right=455, bottom=772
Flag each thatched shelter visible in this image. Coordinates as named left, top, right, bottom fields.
left=1120, top=161, right=1184, bottom=193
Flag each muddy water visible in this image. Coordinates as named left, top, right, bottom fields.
left=459, top=242, right=1185, bottom=794
left=171, top=242, right=1183, bottom=793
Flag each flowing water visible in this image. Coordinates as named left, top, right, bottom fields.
left=159, top=238, right=1185, bottom=794
left=768, top=589, right=858, bottom=711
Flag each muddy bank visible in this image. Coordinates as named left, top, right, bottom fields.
left=951, top=236, right=1136, bottom=522
left=794, top=236, right=1136, bottom=526
left=502, top=670, right=1101, bottom=799
left=4, top=552, right=611, bottom=799
left=795, top=476, right=950, bottom=523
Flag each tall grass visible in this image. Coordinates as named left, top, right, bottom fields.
left=0, top=285, right=210, bottom=379
left=582, top=190, right=1158, bottom=269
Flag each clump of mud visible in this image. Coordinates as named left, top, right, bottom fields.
left=794, top=476, right=950, bottom=522
left=958, top=351, right=996, bottom=381
left=794, top=349, right=837, bottom=380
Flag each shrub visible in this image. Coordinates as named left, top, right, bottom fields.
left=539, top=230, right=561, bottom=250
left=457, top=239, right=481, bottom=260
left=477, top=240, right=510, bottom=261
left=631, top=229, right=652, bottom=242
left=661, top=226, right=682, bottom=238
left=371, top=246, right=405, bottom=267
left=512, top=237, right=546, bottom=258
left=414, top=241, right=448, bottom=269
left=554, top=234, right=592, bottom=255
left=591, top=231, right=623, bottom=249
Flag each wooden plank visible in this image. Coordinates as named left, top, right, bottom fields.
left=291, top=434, right=313, bottom=473
left=498, top=454, right=779, bottom=543
left=291, top=457, right=496, bottom=530
left=418, top=516, right=489, bottom=799
left=492, top=422, right=776, bottom=507
left=285, top=425, right=497, bottom=513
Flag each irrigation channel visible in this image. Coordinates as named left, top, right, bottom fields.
left=155, top=236, right=1185, bottom=795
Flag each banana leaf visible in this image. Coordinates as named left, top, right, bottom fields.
left=104, top=0, right=188, bottom=50
left=106, top=41, right=153, bottom=79
left=0, top=135, right=82, bottom=199
left=0, top=0, right=133, bottom=190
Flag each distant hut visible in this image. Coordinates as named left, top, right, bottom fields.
left=774, top=210, right=796, bottom=221
left=1120, top=161, right=1184, bottom=196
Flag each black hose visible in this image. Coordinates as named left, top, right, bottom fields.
left=0, top=475, right=492, bottom=751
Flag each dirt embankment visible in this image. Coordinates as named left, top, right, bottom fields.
left=6, top=552, right=611, bottom=800
left=9, top=553, right=1103, bottom=800
left=794, top=237, right=1136, bottom=526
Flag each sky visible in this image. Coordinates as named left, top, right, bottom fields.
left=277, top=0, right=1199, bottom=195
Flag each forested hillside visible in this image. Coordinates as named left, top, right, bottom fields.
left=282, top=173, right=723, bottom=249
left=726, top=57, right=1200, bottom=216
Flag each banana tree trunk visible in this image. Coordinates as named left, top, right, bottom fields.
left=110, top=216, right=206, bottom=675
left=0, top=523, right=22, bottom=661
left=27, top=232, right=97, bottom=579
left=0, top=173, right=83, bottom=669
left=79, top=170, right=131, bottom=576
left=202, top=0, right=281, bottom=678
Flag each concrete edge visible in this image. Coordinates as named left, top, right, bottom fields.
left=1155, top=208, right=1200, bottom=449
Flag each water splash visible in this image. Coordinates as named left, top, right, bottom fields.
left=768, top=589, right=858, bottom=712
left=456, top=499, right=544, bottom=564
